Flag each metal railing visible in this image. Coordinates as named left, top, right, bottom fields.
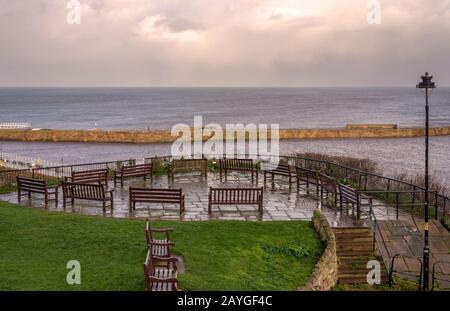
left=432, top=261, right=450, bottom=291
left=389, top=254, right=423, bottom=290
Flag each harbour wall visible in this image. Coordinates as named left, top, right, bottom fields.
left=0, top=126, right=449, bottom=144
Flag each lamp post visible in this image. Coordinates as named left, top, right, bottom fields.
left=416, top=72, right=436, bottom=290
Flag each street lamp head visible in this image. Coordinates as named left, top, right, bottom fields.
left=416, top=72, right=436, bottom=89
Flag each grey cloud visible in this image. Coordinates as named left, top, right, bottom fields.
left=0, top=0, right=449, bottom=87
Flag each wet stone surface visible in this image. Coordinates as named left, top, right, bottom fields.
left=1, top=172, right=355, bottom=225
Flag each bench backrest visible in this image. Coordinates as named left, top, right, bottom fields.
left=171, top=159, right=207, bottom=173
left=62, top=182, right=105, bottom=199
left=296, top=167, right=318, bottom=181
left=130, top=188, right=183, bottom=203
left=17, top=177, right=47, bottom=192
left=319, top=174, right=338, bottom=193
left=263, top=163, right=293, bottom=175
left=338, top=183, right=359, bottom=204
left=71, top=168, right=108, bottom=184
left=121, top=163, right=153, bottom=176
left=209, top=187, right=263, bottom=205
left=219, top=158, right=255, bottom=171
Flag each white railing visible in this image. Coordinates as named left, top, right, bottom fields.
left=0, top=152, right=60, bottom=170
left=0, top=122, right=32, bottom=129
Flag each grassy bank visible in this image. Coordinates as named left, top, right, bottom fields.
left=0, top=202, right=322, bottom=291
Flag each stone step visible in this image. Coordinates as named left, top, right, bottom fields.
left=332, top=227, right=371, bottom=234
left=338, top=273, right=388, bottom=285
left=336, top=250, right=375, bottom=257
left=337, top=244, right=374, bottom=252
left=334, top=232, right=372, bottom=238
left=334, top=235, right=373, bottom=242
left=337, top=255, right=376, bottom=264
left=336, top=240, right=374, bottom=247
left=339, top=267, right=388, bottom=275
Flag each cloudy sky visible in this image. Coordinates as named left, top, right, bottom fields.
left=0, top=0, right=449, bottom=87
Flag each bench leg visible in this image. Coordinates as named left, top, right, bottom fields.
left=44, top=192, right=48, bottom=205
left=18, top=189, right=21, bottom=203
left=102, top=200, right=106, bottom=212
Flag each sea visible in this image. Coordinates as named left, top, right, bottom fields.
left=0, top=87, right=449, bottom=184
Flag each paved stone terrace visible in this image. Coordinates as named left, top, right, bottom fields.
left=377, top=218, right=450, bottom=288
left=0, top=171, right=357, bottom=225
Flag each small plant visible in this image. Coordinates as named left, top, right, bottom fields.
left=152, top=158, right=170, bottom=176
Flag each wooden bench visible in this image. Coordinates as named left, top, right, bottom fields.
left=129, top=188, right=185, bottom=214
left=338, top=183, right=371, bottom=219
left=17, top=177, right=59, bottom=205
left=319, top=174, right=339, bottom=208
left=208, top=187, right=264, bottom=215
left=169, top=159, right=208, bottom=181
left=65, top=168, right=109, bottom=186
left=219, top=158, right=258, bottom=183
left=296, top=167, right=319, bottom=196
left=62, top=182, right=114, bottom=211
left=263, top=163, right=295, bottom=188
left=145, top=219, right=174, bottom=259
left=114, top=163, right=153, bottom=187
left=144, top=250, right=178, bottom=291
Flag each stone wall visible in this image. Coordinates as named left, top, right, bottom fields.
left=301, top=210, right=338, bottom=291
left=0, top=126, right=449, bottom=144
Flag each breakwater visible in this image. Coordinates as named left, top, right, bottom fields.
left=1, top=126, right=450, bottom=144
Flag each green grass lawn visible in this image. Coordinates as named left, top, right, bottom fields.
left=0, top=201, right=322, bottom=291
